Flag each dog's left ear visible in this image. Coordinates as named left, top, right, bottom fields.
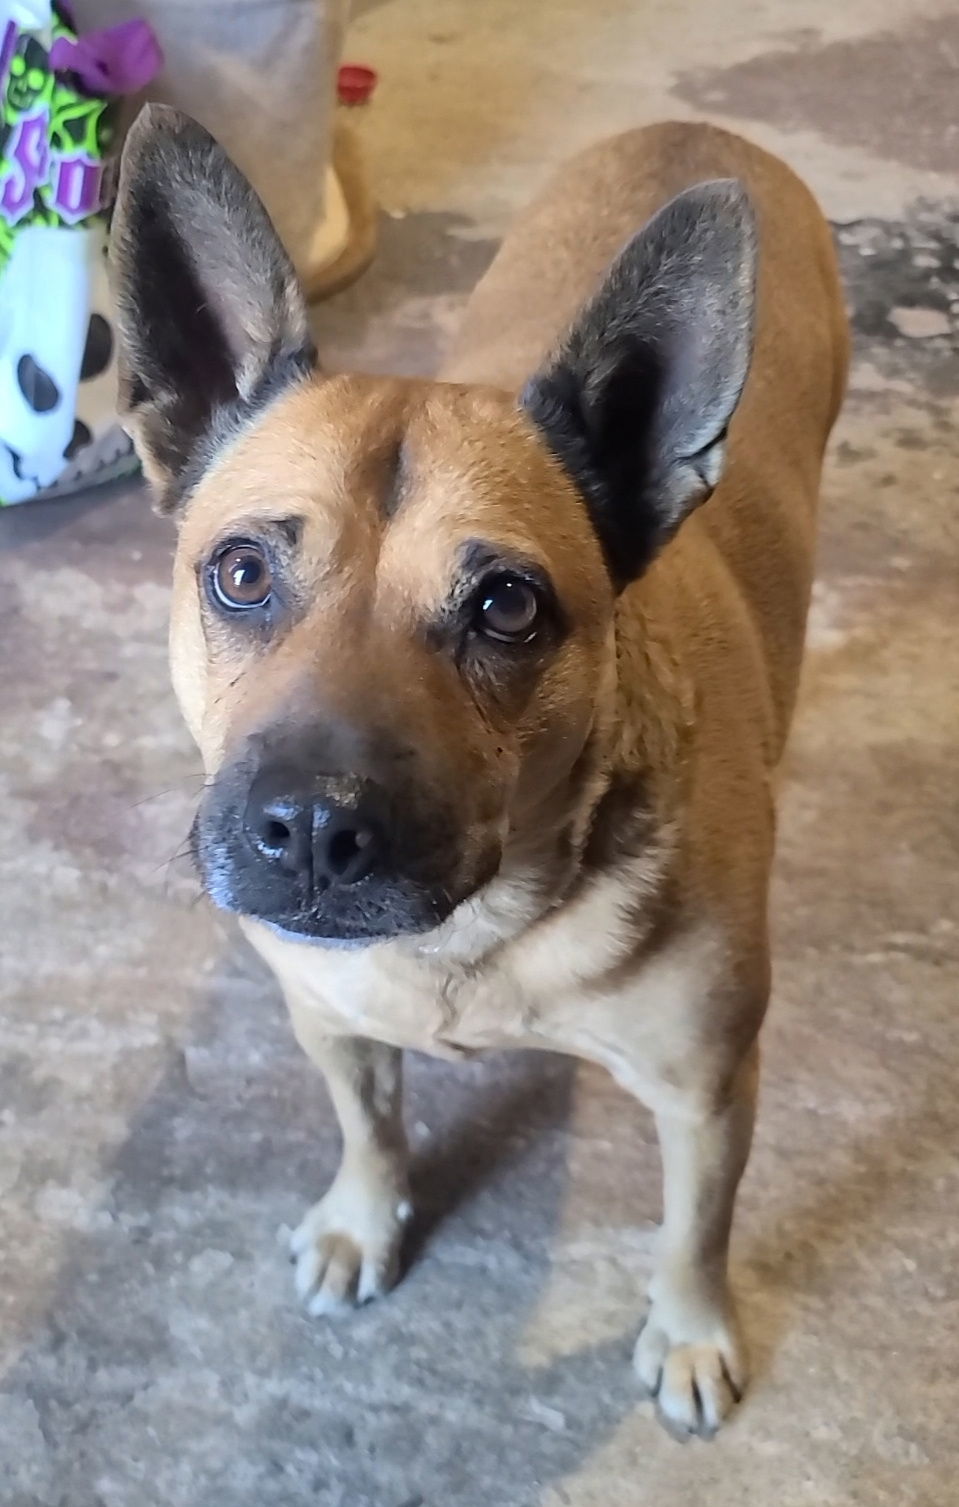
left=522, top=179, right=757, bottom=587
left=110, top=104, right=316, bottom=510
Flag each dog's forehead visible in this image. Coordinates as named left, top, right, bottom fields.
left=181, top=374, right=413, bottom=545
left=180, top=372, right=602, bottom=591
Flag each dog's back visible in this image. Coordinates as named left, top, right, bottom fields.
left=445, top=122, right=849, bottom=751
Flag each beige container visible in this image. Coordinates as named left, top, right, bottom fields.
left=73, top=0, right=373, bottom=294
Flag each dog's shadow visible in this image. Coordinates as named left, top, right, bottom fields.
left=405, top=1046, right=577, bottom=1258
left=0, top=939, right=638, bottom=1507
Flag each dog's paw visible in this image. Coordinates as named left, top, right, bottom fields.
left=290, top=1174, right=412, bottom=1317
left=634, top=1299, right=747, bottom=1439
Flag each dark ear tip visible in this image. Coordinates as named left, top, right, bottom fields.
left=119, top=104, right=221, bottom=191
left=126, top=101, right=208, bottom=146
left=130, top=100, right=183, bottom=134
left=716, top=177, right=756, bottom=226
left=122, top=103, right=184, bottom=162
left=686, top=178, right=757, bottom=246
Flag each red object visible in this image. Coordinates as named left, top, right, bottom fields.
left=337, top=63, right=378, bottom=105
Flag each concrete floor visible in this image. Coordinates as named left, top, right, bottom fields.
left=1, top=1, right=958, bottom=1503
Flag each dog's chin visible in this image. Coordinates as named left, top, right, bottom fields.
left=206, top=879, right=492, bottom=951
left=258, top=920, right=390, bottom=951
left=253, top=911, right=437, bottom=951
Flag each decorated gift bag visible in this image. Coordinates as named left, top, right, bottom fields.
left=0, top=0, right=160, bottom=505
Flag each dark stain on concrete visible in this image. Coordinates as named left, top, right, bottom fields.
left=0, top=1052, right=57, bottom=1119
left=366, top=209, right=498, bottom=300
left=832, top=205, right=959, bottom=395
left=835, top=441, right=876, bottom=465
left=894, top=429, right=930, bottom=451
left=676, top=14, right=959, bottom=176
left=312, top=209, right=499, bottom=376
left=5, top=945, right=641, bottom=1507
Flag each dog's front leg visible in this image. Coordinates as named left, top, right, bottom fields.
left=634, top=1045, right=758, bottom=1438
left=288, top=1034, right=412, bottom=1316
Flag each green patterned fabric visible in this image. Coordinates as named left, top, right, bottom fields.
left=0, top=5, right=112, bottom=274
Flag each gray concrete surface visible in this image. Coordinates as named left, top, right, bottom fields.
left=1, top=2, right=957, bottom=1504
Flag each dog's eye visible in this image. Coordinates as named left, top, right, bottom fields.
left=210, top=543, right=272, bottom=611
left=476, top=574, right=540, bottom=643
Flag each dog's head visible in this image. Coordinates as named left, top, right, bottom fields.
left=111, top=107, right=755, bottom=947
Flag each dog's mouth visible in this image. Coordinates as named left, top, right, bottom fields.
left=246, top=892, right=454, bottom=947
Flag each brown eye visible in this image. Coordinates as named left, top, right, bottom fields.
left=476, top=574, right=540, bottom=643
left=210, top=543, right=272, bottom=611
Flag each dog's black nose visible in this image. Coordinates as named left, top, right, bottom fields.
left=245, top=776, right=380, bottom=888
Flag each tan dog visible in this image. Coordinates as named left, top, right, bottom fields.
left=110, top=106, right=847, bottom=1438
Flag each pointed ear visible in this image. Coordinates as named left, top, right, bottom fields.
left=522, top=180, right=757, bottom=587
left=109, top=105, right=316, bottom=510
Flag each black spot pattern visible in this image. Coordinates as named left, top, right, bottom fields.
left=65, top=419, right=92, bottom=460
left=17, top=354, right=60, bottom=413
left=80, top=314, right=114, bottom=381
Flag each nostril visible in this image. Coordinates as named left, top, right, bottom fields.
left=319, top=821, right=376, bottom=884
left=327, top=826, right=371, bottom=877
left=245, top=792, right=312, bottom=877
left=263, top=817, right=291, bottom=849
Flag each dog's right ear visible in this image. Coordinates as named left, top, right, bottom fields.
left=109, top=105, right=316, bottom=511
left=522, top=180, right=756, bottom=588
